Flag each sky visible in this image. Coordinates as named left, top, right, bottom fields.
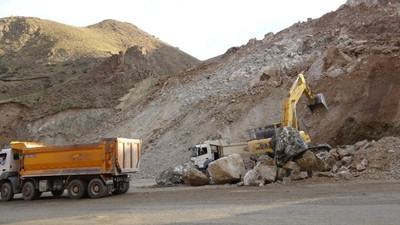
left=0, top=0, right=346, bottom=60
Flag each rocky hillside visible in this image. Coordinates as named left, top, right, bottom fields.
left=79, top=1, right=400, bottom=178
left=2, top=1, right=400, bottom=179
left=0, top=17, right=200, bottom=144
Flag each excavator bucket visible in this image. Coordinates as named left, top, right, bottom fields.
left=307, top=93, right=328, bottom=113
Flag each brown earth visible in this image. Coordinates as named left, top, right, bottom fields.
left=1, top=1, right=400, bottom=182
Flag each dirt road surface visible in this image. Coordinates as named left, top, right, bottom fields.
left=1, top=180, right=399, bottom=225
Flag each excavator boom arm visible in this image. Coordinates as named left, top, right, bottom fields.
left=281, top=74, right=327, bottom=128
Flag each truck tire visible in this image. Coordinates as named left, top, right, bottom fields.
left=51, top=189, right=64, bottom=198
left=22, top=181, right=39, bottom=201
left=67, top=179, right=87, bottom=199
left=1, top=182, right=14, bottom=201
left=87, top=178, right=107, bottom=199
left=112, top=181, right=130, bottom=195
left=120, top=181, right=130, bottom=194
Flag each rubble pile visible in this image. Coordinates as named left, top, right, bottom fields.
left=157, top=131, right=400, bottom=186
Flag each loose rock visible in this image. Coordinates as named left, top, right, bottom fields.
left=254, top=162, right=277, bottom=183
left=271, top=126, right=308, bottom=166
left=243, top=169, right=263, bottom=186
left=182, top=168, right=210, bottom=186
left=207, top=154, right=245, bottom=184
left=156, top=161, right=195, bottom=185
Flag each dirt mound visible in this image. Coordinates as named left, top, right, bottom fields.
left=301, top=136, right=400, bottom=184
left=350, top=137, right=400, bottom=181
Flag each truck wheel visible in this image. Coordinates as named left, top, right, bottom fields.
left=88, top=178, right=107, bottom=199
left=22, top=181, right=39, bottom=201
left=67, top=179, right=87, bottom=199
left=51, top=189, right=64, bottom=198
left=120, top=181, right=130, bottom=194
left=1, top=182, right=14, bottom=201
left=112, top=181, right=130, bottom=195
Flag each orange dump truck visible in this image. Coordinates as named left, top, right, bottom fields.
left=0, top=138, right=141, bottom=201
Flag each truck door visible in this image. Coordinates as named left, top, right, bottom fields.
left=195, top=146, right=211, bottom=169
left=0, top=152, right=7, bottom=173
left=0, top=149, right=20, bottom=174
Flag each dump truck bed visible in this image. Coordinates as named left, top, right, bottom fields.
left=10, top=138, right=141, bottom=177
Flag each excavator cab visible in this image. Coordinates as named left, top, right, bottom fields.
left=306, top=93, right=328, bottom=113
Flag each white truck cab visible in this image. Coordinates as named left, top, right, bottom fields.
left=0, top=148, right=19, bottom=175
left=189, top=140, right=249, bottom=170
left=189, top=142, right=219, bottom=170
left=0, top=148, right=21, bottom=201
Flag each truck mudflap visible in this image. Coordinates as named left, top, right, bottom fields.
left=100, top=175, right=114, bottom=186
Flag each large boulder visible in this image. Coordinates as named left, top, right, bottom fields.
left=254, top=162, right=277, bottom=183
left=229, top=154, right=246, bottom=178
left=282, top=161, right=301, bottom=175
left=243, top=169, right=263, bottom=186
left=294, top=150, right=330, bottom=174
left=207, top=154, right=245, bottom=184
left=156, top=161, right=195, bottom=185
left=270, top=127, right=308, bottom=166
left=294, top=150, right=316, bottom=173
left=182, top=168, right=210, bottom=186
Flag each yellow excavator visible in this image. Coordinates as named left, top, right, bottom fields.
left=189, top=74, right=328, bottom=170
left=247, top=73, right=328, bottom=154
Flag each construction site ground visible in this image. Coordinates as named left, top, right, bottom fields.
left=1, top=180, right=399, bottom=225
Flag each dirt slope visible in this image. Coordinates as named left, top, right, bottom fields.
left=79, top=2, right=400, bottom=178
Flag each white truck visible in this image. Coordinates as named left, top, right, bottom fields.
left=189, top=140, right=273, bottom=170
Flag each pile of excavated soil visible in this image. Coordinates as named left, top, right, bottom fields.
left=299, top=136, right=400, bottom=184
left=350, top=136, right=400, bottom=181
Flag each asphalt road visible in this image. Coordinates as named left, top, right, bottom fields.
left=1, top=180, right=399, bottom=225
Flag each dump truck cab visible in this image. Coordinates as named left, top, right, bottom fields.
left=189, top=140, right=267, bottom=170
left=0, top=148, right=21, bottom=201
left=189, top=141, right=221, bottom=170
left=0, top=148, right=19, bottom=175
